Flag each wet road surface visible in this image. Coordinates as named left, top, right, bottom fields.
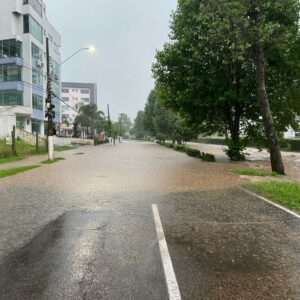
left=0, top=141, right=299, bottom=299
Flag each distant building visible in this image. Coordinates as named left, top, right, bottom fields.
left=0, top=0, right=61, bottom=138
left=60, top=82, right=98, bottom=136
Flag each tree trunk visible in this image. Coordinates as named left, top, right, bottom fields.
left=254, top=44, right=285, bottom=174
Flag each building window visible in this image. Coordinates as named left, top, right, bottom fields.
left=0, top=39, right=22, bottom=58
left=31, top=42, right=43, bottom=66
left=32, top=94, right=43, bottom=111
left=32, top=69, right=43, bottom=87
left=24, top=15, right=43, bottom=43
left=62, top=97, right=69, bottom=102
left=50, top=58, right=59, bottom=81
left=81, top=98, right=90, bottom=103
left=0, top=64, right=22, bottom=82
left=52, top=81, right=60, bottom=97
left=31, top=119, right=41, bottom=134
left=81, top=89, right=90, bottom=94
left=62, top=88, right=69, bottom=93
left=0, top=90, right=23, bottom=106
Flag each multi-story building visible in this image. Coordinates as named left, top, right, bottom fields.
left=0, top=0, right=61, bottom=138
left=60, top=82, right=98, bottom=136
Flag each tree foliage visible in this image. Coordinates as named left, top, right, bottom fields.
left=153, top=0, right=300, bottom=163
left=74, top=104, right=105, bottom=138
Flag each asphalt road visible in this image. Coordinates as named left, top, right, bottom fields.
left=0, top=141, right=299, bottom=299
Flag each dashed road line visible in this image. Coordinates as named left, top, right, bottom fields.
left=152, top=204, right=181, bottom=300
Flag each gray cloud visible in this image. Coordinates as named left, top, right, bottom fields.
left=45, top=0, right=177, bottom=121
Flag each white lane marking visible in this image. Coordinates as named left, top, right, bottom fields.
left=152, top=204, right=182, bottom=300
left=239, top=187, right=300, bottom=219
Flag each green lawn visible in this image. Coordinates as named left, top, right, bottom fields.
left=54, top=146, right=75, bottom=152
left=232, top=167, right=278, bottom=177
left=0, top=165, right=40, bottom=178
left=41, top=157, right=65, bottom=164
left=0, top=139, right=47, bottom=157
left=0, top=156, right=25, bottom=164
left=247, top=181, right=300, bottom=211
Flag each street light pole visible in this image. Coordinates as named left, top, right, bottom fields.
left=45, top=43, right=95, bottom=160
left=46, top=37, right=54, bottom=160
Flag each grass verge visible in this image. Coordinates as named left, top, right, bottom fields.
left=55, top=146, right=75, bottom=152
left=74, top=152, right=84, bottom=155
left=0, top=156, right=25, bottom=164
left=246, top=181, right=300, bottom=212
left=0, top=165, right=40, bottom=178
left=232, top=167, right=278, bottom=177
left=41, top=157, right=65, bottom=164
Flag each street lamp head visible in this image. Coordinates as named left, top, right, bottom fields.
left=88, top=46, right=96, bottom=53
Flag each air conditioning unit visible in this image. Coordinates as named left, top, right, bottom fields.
left=36, top=60, right=44, bottom=68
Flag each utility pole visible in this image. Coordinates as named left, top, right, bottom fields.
left=46, top=37, right=55, bottom=160
left=107, top=104, right=112, bottom=136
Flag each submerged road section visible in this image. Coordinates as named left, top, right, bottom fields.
left=0, top=141, right=299, bottom=299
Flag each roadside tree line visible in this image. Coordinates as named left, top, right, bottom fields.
left=134, top=0, right=300, bottom=174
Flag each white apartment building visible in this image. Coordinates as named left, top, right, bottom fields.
left=60, top=82, right=98, bottom=136
left=0, top=0, right=61, bottom=138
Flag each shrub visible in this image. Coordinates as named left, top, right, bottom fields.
left=201, top=152, right=216, bottom=162
left=184, top=147, right=201, bottom=158
left=174, top=144, right=185, bottom=151
left=289, top=139, right=300, bottom=151
left=165, top=142, right=174, bottom=149
left=224, top=139, right=246, bottom=161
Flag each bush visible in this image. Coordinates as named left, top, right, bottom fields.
left=289, top=139, right=300, bottom=151
left=184, top=147, right=201, bottom=158
left=174, top=144, right=185, bottom=151
left=201, top=152, right=216, bottom=162
left=224, top=139, right=246, bottom=161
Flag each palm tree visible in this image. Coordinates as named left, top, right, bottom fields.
left=75, top=104, right=105, bottom=138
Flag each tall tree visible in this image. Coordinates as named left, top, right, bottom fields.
left=153, top=0, right=300, bottom=171
left=131, top=111, right=146, bottom=139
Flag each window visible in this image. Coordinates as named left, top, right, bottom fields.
left=0, top=39, right=22, bottom=58
left=16, top=117, right=24, bottom=129
left=32, top=94, right=43, bottom=111
left=32, top=69, right=43, bottom=87
left=62, top=97, right=69, bottom=102
left=24, top=15, right=43, bottom=43
left=0, top=64, right=22, bottom=82
left=62, top=88, right=69, bottom=93
left=81, top=89, right=90, bottom=94
left=23, top=0, right=43, bottom=16
left=0, top=90, right=23, bottom=106
left=51, top=81, right=60, bottom=97
left=31, top=119, right=41, bottom=134
left=31, top=42, right=43, bottom=62
left=81, top=98, right=90, bottom=103
left=50, top=58, right=59, bottom=81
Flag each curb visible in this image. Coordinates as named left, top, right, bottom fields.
left=238, top=186, right=300, bottom=219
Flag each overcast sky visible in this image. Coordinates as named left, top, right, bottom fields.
left=45, top=0, right=177, bottom=121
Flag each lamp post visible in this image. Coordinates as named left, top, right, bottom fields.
left=118, top=113, right=125, bottom=143
left=46, top=39, right=95, bottom=160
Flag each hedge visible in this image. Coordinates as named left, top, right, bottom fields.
left=158, top=142, right=216, bottom=162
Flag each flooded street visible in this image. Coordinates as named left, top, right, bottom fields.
left=0, top=141, right=299, bottom=299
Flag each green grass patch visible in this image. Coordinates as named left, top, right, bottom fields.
left=246, top=181, right=300, bottom=211
left=41, top=157, right=65, bottom=164
left=0, top=165, right=40, bottom=178
left=0, top=139, right=47, bottom=157
left=232, top=167, right=278, bottom=177
left=54, top=146, right=75, bottom=152
left=0, top=156, right=25, bottom=164
left=74, top=152, right=84, bottom=155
